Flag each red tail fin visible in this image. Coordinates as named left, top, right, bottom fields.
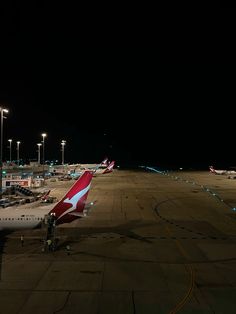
left=209, top=166, right=215, bottom=173
left=49, top=171, right=93, bottom=224
left=41, top=189, right=51, bottom=201
left=103, top=160, right=115, bottom=174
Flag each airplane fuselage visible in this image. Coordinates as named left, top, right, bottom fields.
left=0, top=171, right=93, bottom=231
left=0, top=208, right=49, bottom=230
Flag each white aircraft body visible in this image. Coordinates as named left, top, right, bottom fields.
left=209, top=166, right=236, bottom=175
left=0, top=171, right=93, bottom=231
left=79, top=158, right=109, bottom=171
left=93, top=160, right=115, bottom=175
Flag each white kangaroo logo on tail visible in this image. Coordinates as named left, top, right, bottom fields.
left=57, top=184, right=91, bottom=220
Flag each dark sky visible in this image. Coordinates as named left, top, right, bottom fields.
left=0, top=4, right=235, bottom=168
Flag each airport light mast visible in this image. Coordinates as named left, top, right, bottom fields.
left=37, top=143, right=42, bottom=164
left=16, top=141, right=21, bottom=166
left=8, top=139, right=12, bottom=163
left=0, top=107, right=8, bottom=198
left=41, top=133, right=47, bottom=181
left=61, top=140, right=66, bottom=166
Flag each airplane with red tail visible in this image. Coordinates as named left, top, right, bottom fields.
left=209, top=166, right=236, bottom=175
left=93, top=160, right=115, bottom=176
left=0, top=171, right=94, bottom=230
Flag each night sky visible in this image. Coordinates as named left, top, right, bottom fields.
left=0, top=5, right=235, bottom=169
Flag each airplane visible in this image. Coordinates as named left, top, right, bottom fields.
left=40, top=189, right=51, bottom=201
left=40, top=189, right=58, bottom=203
left=209, top=166, right=236, bottom=175
left=79, top=158, right=110, bottom=171
left=93, top=160, right=115, bottom=176
left=0, top=170, right=93, bottom=230
left=103, top=160, right=115, bottom=173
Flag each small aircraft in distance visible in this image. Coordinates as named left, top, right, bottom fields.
left=99, top=157, right=109, bottom=168
left=209, top=166, right=236, bottom=175
left=79, top=158, right=109, bottom=171
left=0, top=171, right=94, bottom=230
left=93, top=160, right=115, bottom=176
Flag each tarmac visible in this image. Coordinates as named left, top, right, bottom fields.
left=1, top=169, right=236, bottom=313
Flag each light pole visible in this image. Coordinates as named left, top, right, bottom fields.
left=41, top=133, right=47, bottom=180
left=16, top=141, right=21, bottom=166
left=0, top=107, right=8, bottom=198
left=8, top=139, right=12, bottom=163
left=61, top=140, right=66, bottom=166
left=37, top=143, right=42, bottom=164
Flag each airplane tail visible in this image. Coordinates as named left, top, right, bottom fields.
left=209, top=166, right=216, bottom=174
left=100, top=157, right=109, bottom=167
left=49, top=170, right=93, bottom=225
left=40, top=189, right=51, bottom=201
left=103, top=160, right=115, bottom=174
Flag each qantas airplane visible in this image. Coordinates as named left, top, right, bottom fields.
left=209, top=166, right=236, bottom=175
left=0, top=170, right=93, bottom=230
left=79, top=158, right=109, bottom=171
left=93, top=160, right=115, bottom=176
